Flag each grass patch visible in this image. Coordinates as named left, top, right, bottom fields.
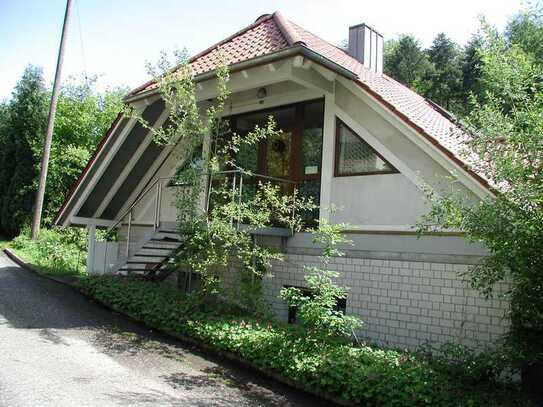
left=9, top=228, right=87, bottom=277
left=0, top=235, right=10, bottom=250
left=79, top=275, right=529, bottom=407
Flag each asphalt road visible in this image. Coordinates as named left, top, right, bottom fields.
left=0, top=252, right=331, bottom=407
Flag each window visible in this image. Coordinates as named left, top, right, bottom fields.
left=335, top=118, right=397, bottom=176
left=285, top=285, right=347, bottom=324
left=228, top=100, right=324, bottom=223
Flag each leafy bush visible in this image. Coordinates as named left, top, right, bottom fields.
left=79, top=275, right=527, bottom=406
left=10, top=227, right=86, bottom=276
left=281, top=220, right=362, bottom=339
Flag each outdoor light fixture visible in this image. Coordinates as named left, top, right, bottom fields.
left=257, top=87, right=267, bottom=99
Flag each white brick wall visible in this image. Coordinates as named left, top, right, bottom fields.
left=262, top=253, right=510, bottom=349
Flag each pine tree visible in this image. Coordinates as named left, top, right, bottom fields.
left=0, top=66, right=47, bottom=236
left=459, top=34, right=484, bottom=112
left=425, top=33, right=463, bottom=111
left=384, top=34, right=433, bottom=92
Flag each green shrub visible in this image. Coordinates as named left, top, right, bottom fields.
left=79, top=275, right=527, bottom=406
left=11, top=227, right=86, bottom=276
left=281, top=219, right=362, bottom=339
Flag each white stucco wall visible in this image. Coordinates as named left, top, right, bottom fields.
left=330, top=173, right=429, bottom=226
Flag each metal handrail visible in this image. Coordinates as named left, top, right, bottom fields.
left=107, top=168, right=300, bottom=259
left=107, top=176, right=175, bottom=234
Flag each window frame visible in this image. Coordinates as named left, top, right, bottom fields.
left=334, top=117, right=399, bottom=177
left=228, top=98, right=325, bottom=184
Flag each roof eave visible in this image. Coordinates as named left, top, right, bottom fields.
left=124, top=45, right=358, bottom=104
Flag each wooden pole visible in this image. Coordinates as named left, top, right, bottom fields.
left=31, top=0, right=73, bottom=239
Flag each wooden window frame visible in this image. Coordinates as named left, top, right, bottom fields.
left=334, top=117, right=399, bottom=177
left=228, top=98, right=325, bottom=185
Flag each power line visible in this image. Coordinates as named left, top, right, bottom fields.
left=75, top=0, right=88, bottom=85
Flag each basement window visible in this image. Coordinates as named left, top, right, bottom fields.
left=285, top=285, right=347, bottom=324
left=334, top=118, right=398, bottom=176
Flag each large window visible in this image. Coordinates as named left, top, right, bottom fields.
left=335, top=118, right=397, bottom=176
left=229, top=100, right=324, bottom=222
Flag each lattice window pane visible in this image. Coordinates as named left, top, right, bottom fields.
left=336, top=121, right=396, bottom=175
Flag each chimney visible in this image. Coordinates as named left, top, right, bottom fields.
left=348, top=23, right=383, bottom=75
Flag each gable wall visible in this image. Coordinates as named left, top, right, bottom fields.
left=317, top=81, right=477, bottom=229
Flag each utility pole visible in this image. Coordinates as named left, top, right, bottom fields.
left=31, top=0, right=73, bottom=239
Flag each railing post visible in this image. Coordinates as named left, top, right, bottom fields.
left=237, top=172, right=243, bottom=229
left=291, top=187, right=297, bottom=233
left=154, top=180, right=162, bottom=231
left=230, top=172, right=237, bottom=226
left=126, top=209, right=132, bottom=258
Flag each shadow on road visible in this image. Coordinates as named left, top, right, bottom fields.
left=0, top=259, right=334, bottom=406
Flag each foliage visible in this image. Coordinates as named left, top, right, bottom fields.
left=280, top=219, right=362, bottom=339
left=79, top=275, right=527, bottom=407
left=131, top=52, right=315, bottom=295
left=384, top=35, right=434, bottom=93
left=425, top=33, right=463, bottom=111
left=417, top=342, right=512, bottom=386
left=0, top=66, right=47, bottom=236
left=10, top=227, right=87, bottom=276
left=506, top=7, right=543, bottom=64
left=0, top=67, right=125, bottom=236
left=420, top=15, right=543, bottom=363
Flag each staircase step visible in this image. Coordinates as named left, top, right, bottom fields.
left=141, top=245, right=177, bottom=251
left=126, top=261, right=161, bottom=265
left=150, top=237, right=182, bottom=243
left=119, top=267, right=165, bottom=272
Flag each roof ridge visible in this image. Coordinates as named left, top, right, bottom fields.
left=272, top=11, right=304, bottom=46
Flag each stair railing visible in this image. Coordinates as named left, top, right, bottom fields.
left=107, top=169, right=299, bottom=263
left=107, top=176, right=175, bottom=259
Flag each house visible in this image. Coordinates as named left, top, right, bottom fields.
left=55, top=11, right=509, bottom=349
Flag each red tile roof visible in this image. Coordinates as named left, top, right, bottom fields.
left=129, top=12, right=488, bottom=191
left=56, top=11, right=490, bottom=226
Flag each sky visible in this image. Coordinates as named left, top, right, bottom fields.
left=0, top=0, right=525, bottom=100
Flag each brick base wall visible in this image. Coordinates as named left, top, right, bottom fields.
left=262, top=253, right=510, bottom=349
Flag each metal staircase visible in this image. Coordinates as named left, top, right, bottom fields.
left=117, top=229, right=184, bottom=277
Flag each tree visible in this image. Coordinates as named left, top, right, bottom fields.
left=420, top=22, right=543, bottom=363
left=506, top=8, right=543, bottom=64
left=425, top=33, right=463, bottom=111
left=0, top=69, right=126, bottom=235
left=459, top=34, right=484, bottom=111
left=0, top=66, right=47, bottom=236
left=0, top=102, right=14, bottom=226
left=384, top=34, right=433, bottom=93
